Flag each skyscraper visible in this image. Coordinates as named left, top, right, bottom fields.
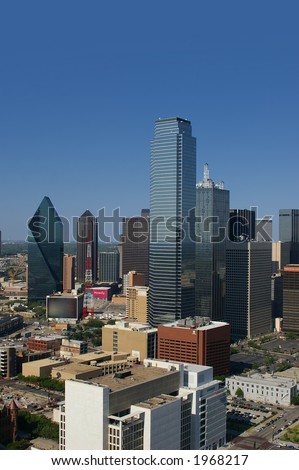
left=76, top=210, right=98, bottom=284
left=119, top=209, right=149, bottom=284
left=279, top=209, right=299, bottom=263
left=282, top=264, right=299, bottom=334
left=225, top=241, right=272, bottom=340
left=98, top=250, right=120, bottom=283
left=27, top=196, right=63, bottom=303
left=195, top=164, right=229, bottom=320
left=228, top=209, right=256, bottom=242
left=149, top=117, right=196, bottom=326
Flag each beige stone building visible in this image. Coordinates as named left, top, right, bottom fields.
left=102, top=321, right=157, bottom=362
left=126, top=286, right=148, bottom=322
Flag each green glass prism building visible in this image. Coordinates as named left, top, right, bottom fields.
left=28, top=196, right=63, bottom=303
left=149, top=117, right=196, bottom=326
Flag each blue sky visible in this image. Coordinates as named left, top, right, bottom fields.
left=0, top=0, right=298, bottom=241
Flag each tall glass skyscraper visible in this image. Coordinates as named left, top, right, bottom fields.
left=76, top=210, right=98, bottom=284
left=28, top=196, right=64, bottom=303
left=149, top=117, right=196, bottom=326
left=279, top=209, right=299, bottom=263
left=195, top=164, right=229, bottom=320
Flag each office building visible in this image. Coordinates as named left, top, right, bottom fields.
left=279, top=209, right=299, bottom=263
left=158, top=317, right=230, bottom=376
left=60, top=339, right=88, bottom=358
left=99, top=250, right=120, bottom=283
left=271, top=273, right=283, bottom=318
left=228, top=209, right=256, bottom=242
left=102, top=321, right=157, bottom=361
left=272, top=241, right=291, bottom=273
left=56, top=359, right=226, bottom=450
left=225, top=242, right=272, bottom=340
left=0, top=347, right=17, bottom=378
left=282, top=264, right=299, bottom=334
left=27, top=335, right=64, bottom=353
left=0, top=314, right=23, bottom=336
left=28, top=196, right=63, bottom=303
left=126, top=286, right=149, bottom=322
left=195, top=164, right=229, bottom=320
left=256, top=216, right=273, bottom=242
left=0, top=230, right=1, bottom=256
left=226, top=373, right=297, bottom=406
left=119, top=210, right=149, bottom=285
left=149, top=117, right=196, bottom=326
left=76, top=210, right=98, bottom=284
left=63, top=255, right=75, bottom=292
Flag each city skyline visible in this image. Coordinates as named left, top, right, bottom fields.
left=1, top=2, right=299, bottom=240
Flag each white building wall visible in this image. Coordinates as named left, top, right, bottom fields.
left=226, top=376, right=296, bottom=406
left=64, top=380, right=109, bottom=450
left=131, top=399, right=181, bottom=450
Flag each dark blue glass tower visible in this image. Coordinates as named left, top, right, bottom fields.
left=28, top=196, right=63, bottom=303
left=149, top=117, right=196, bottom=326
left=195, top=164, right=229, bottom=320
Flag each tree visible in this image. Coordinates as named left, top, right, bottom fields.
left=235, top=387, right=244, bottom=398
left=292, top=396, right=299, bottom=406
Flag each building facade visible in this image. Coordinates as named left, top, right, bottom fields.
left=0, top=347, right=17, bottom=378
left=225, top=241, right=272, bottom=340
left=226, top=373, right=297, bottom=406
left=120, top=210, right=149, bottom=285
left=149, top=117, right=196, bottom=326
left=98, top=250, right=120, bottom=283
left=282, top=264, right=299, bottom=333
left=158, top=317, right=230, bottom=376
left=28, top=196, right=64, bottom=303
left=63, top=255, right=75, bottom=292
left=228, top=209, right=256, bottom=242
left=126, top=286, right=149, bottom=322
left=57, top=360, right=226, bottom=450
left=76, top=210, right=98, bottom=284
left=279, top=209, right=299, bottom=264
left=102, top=321, right=157, bottom=362
left=195, top=164, right=229, bottom=320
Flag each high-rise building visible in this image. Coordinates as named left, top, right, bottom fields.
left=0, top=230, right=2, bottom=256
left=149, top=117, right=196, bottom=326
left=126, top=286, right=149, bottom=322
left=195, top=164, right=229, bottom=320
left=98, top=250, right=120, bottom=283
left=256, top=216, right=273, bottom=242
left=28, top=196, right=63, bottom=303
left=76, top=210, right=98, bottom=284
left=282, top=264, right=299, bottom=334
left=272, top=241, right=291, bottom=273
left=279, top=209, right=299, bottom=263
left=63, top=255, right=76, bottom=292
left=228, top=209, right=256, bottom=242
left=119, top=210, right=149, bottom=285
left=0, top=347, right=17, bottom=378
left=225, top=241, right=272, bottom=340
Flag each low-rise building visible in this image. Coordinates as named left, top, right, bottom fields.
left=22, top=358, right=67, bottom=378
left=28, top=335, right=64, bottom=353
left=0, top=314, right=23, bottom=337
left=226, top=373, right=297, bottom=406
left=60, top=339, right=88, bottom=358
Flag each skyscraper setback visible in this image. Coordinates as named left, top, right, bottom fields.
left=27, top=196, right=63, bottom=303
left=149, top=117, right=196, bottom=326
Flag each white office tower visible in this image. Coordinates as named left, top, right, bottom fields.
left=57, top=360, right=226, bottom=450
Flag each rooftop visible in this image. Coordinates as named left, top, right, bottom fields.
left=228, top=373, right=296, bottom=388
left=90, top=364, right=178, bottom=392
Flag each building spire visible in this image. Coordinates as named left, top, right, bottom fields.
left=204, top=163, right=209, bottom=182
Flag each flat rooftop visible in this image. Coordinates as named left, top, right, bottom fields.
left=90, top=365, right=177, bottom=392
left=228, top=373, right=296, bottom=388
left=104, top=321, right=157, bottom=333
left=134, top=394, right=179, bottom=410
left=160, top=318, right=229, bottom=331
